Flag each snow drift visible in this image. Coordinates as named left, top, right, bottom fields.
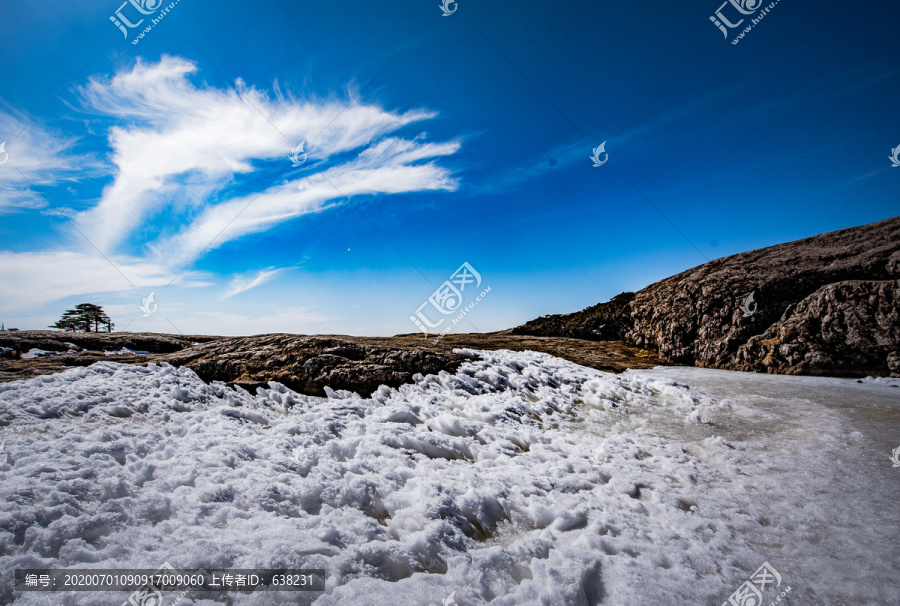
left=0, top=350, right=897, bottom=605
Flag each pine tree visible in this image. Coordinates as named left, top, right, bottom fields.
left=50, top=304, right=114, bottom=333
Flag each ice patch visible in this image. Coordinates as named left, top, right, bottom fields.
left=103, top=347, right=151, bottom=355
left=859, top=375, right=900, bottom=387
left=19, top=347, right=76, bottom=359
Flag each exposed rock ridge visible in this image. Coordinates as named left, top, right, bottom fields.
left=513, top=216, right=900, bottom=376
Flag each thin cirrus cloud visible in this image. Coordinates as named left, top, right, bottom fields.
left=0, top=109, right=106, bottom=213
left=0, top=250, right=207, bottom=311
left=163, top=136, right=460, bottom=263
left=222, top=268, right=283, bottom=300
left=73, top=55, right=461, bottom=259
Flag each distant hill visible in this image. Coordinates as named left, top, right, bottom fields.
left=513, top=216, right=900, bottom=377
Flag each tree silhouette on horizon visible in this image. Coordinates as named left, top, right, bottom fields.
left=50, top=304, right=114, bottom=332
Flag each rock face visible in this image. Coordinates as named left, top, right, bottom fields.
left=514, top=293, right=636, bottom=341
left=513, top=216, right=900, bottom=377
left=734, top=280, right=900, bottom=376
left=166, top=334, right=468, bottom=397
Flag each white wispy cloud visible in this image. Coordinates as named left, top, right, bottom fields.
left=222, top=268, right=282, bottom=299
left=162, top=136, right=460, bottom=262
left=0, top=108, right=105, bottom=212
left=0, top=250, right=207, bottom=311
left=73, top=56, right=458, bottom=256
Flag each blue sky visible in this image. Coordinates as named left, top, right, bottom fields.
left=0, top=0, right=897, bottom=336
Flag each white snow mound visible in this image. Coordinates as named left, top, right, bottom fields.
left=0, top=350, right=896, bottom=605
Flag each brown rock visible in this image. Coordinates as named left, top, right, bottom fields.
left=733, top=280, right=900, bottom=376
left=0, top=330, right=661, bottom=393
left=166, top=334, right=468, bottom=397
left=513, top=216, right=900, bottom=377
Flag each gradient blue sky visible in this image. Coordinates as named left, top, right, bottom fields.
left=0, top=0, right=897, bottom=336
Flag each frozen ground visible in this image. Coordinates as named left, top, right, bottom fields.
left=0, top=349, right=897, bottom=605
left=103, top=348, right=151, bottom=356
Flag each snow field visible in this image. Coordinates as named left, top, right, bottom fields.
left=0, top=350, right=897, bottom=604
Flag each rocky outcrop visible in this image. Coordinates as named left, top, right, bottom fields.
left=0, top=330, right=662, bottom=390
left=733, top=280, right=900, bottom=376
left=165, top=334, right=468, bottom=397
left=512, top=292, right=635, bottom=341
left=0, top=330, right=203, bottom=356
left=513, top=216, right=900, bottom=377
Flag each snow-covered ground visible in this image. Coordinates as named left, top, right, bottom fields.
left=0, top=350, right=897, bottom=605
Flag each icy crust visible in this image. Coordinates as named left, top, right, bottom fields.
left=858, top=375, right=900, bottom=387
left=19, top=348, right=78, bottom=359
left=0, top=351, right=777, bottom=605
left=103, top=348, right=151, bottom=356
